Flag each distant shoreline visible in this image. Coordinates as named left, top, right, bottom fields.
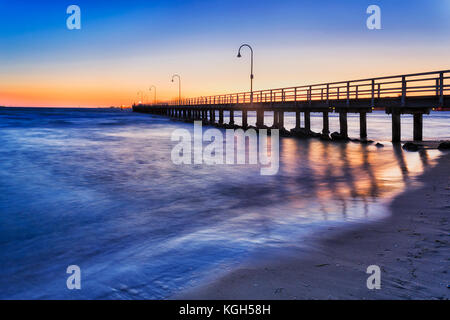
left=0, top=106, right=112, bottom=109
left=176, top=152, right=450, bottom=300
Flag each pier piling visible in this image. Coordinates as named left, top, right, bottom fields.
left=219, top=109, right=224, bottom=124
left=413, top=113, right=423, bottom=141
left=304, top=111, right=311, bottom=131
left=256, top=109, right=264, bottom=128
left=392, top=112, right=401, bottom=143
left=273, top=111, right=279, bottom=129
left=229, top=110, right=235, bottom=125
left=279, top=111, right=285, bottom=130
left=339, top=112, right=348, bottom=138
left=360, top=112, right=367, bottom=139
left=322, top=111, right=330, bottom=135
left=296, top=111, right=301, bottom=129
left=242, top=110, right=248, bottom=128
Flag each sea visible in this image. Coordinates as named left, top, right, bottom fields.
left=0, top=107, right=448, bottom=299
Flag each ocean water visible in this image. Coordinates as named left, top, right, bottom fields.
left=0, top=107, right=448, bottom=299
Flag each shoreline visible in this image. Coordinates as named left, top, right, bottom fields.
left=175, top=152, right=450, bottom=300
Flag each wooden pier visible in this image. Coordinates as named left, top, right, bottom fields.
left=133, top=70, right=449, bottom=142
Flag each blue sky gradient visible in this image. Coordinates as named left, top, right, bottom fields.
left=0, top=0, right=449, bottom=106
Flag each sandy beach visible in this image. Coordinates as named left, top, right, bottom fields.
left=176, top=152, right=450, bottom=300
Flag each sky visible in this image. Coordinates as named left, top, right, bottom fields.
left=0, top=0, right=449, bottom=107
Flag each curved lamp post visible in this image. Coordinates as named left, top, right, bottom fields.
left=137, top=90, right=144, bottom=104
left=149, top=85, right=157, bottom=104
left=237, top=44, right=254, bottom=104
left=171, top=74, right=181, bottom=105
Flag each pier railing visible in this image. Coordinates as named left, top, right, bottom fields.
left=167, top=70, right=449, bottom=107
left=135, top=69, right=449, bottom=142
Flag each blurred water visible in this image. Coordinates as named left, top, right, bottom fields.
left=0, top=107, right=447, bottom=299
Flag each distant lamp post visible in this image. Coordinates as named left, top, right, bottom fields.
left=171, top=74, right=181, bottom=105
left=137, top=90, right=144, bottom=104
left=237, top=44, right=254, bottom=104
left=149, top=85, right=157, bottom=104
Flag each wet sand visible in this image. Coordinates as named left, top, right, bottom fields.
left=176, top=152, right=450, bottom=300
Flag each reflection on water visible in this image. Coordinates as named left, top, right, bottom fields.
left=0, top=108, right=445, bottom=299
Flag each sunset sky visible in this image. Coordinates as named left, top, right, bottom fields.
left=0, top=0, right=449, bottom=107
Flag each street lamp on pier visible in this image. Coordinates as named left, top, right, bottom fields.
left=149, top=85, right=157, bottom=105
left=137, top=91, right=144, bottom=104
left=237, top=44, right=254, bottom=104
left=171, top=74, right=181, bottom=105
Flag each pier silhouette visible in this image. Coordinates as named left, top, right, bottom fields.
left=134, top=70, right=449, bottom=142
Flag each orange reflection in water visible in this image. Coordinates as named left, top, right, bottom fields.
left=278, top=138, right=439, bottom=220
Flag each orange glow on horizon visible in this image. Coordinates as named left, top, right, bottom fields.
left=1, top=54, right=449, bottom=108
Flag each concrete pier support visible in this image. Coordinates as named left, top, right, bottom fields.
left=278, top=111, right=285, bottom=129
left=360, top=112, right=367, bottom=139
left=256, top=109, right=264, bottom=128
left=183, top=110, right=187, bottom=119
left=242, top=110, right=248, bottom=128
left=295, top=111, right=301, bottom=129
left=229, top=110, right=235, bottom=125
left=322, top=111, right=329, bottom=135
left=210, top=109, right=215, bottom=123
left=273, top=111, right=279, bottom=129
left=304, top=111, right=311, bottom=131
left=413, top=113, right=423, bottom=141
left=392, top=112, right=401, bottom=142
left=219, top=109, right=224, bottom=124
left=339, top=112, right=348, bottom=138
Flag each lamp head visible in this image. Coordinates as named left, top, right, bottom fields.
left=237, top=52, right=242, bottom=58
